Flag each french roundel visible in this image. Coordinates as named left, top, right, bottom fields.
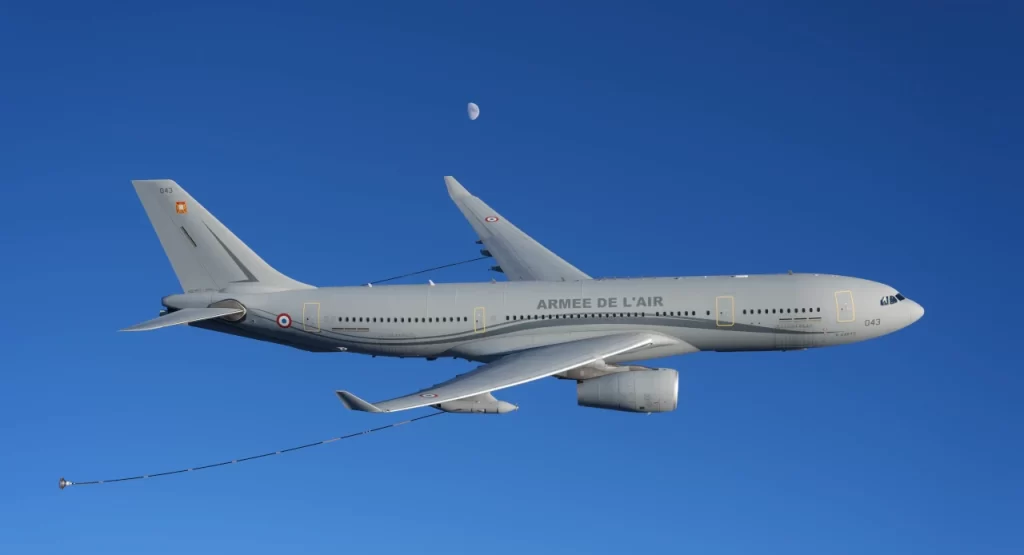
left=276, top=313, right=292, bottom=328
left=484, top=216, right=499, bottom=223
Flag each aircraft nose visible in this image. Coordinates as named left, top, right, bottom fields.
left=908, top=300, right=925, bottom=324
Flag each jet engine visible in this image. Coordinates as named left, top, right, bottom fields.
left=576, top=369, right=678, bottom=413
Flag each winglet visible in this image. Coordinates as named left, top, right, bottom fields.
left=444, top=176, right=471, bottom=199
left=335, top=391, right=384, bottom=413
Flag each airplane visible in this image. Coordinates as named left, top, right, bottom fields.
left=126, top=177, right=924, bottom=415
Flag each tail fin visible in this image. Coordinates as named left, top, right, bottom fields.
left=131, top=179, right=312, bottom=293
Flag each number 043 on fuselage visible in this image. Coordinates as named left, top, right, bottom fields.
left=125, top=176, right=924, bottom=415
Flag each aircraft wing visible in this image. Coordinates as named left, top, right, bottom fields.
left=336, top=332, right=658, bottom=413
left=121, top=307, right=245, bottom=332
left=445, top=176, right=590, bottom=282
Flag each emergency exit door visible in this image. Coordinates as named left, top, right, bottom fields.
left=473, top=307, right=486, bottom=333
left=716, top=296, right=734, bottom=327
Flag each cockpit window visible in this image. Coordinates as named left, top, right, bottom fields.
left=881, top=293, right=907, bottom=306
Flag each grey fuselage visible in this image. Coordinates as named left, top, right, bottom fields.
left=167, top=273, right=924, bottom=365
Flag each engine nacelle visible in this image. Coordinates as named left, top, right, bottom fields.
left=576, top=369, right=679, bottom=413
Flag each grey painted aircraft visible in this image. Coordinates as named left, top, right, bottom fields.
left=126, top=177, right=924, bottom=415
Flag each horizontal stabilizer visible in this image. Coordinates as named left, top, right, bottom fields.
left=121, top=307, right=245, bottom=332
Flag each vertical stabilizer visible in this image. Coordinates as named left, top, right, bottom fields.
left=131, top=179, right=312, bottom=293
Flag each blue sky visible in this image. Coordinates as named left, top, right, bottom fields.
left=1, top=1, right=1021, bottom=553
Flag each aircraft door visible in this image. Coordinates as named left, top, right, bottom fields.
left=473, top=306, right=486, bottom=333
left=303, top=302, right=321, bottom=332
left=834, top=290, right=855, bottom=323
left=716, top=296, right=735, bottom=327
